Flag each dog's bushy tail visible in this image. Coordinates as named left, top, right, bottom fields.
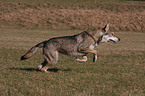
left=21, top=41, right=45, bottom=60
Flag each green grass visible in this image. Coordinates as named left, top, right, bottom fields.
left=0, top=29, right=145, bottom=96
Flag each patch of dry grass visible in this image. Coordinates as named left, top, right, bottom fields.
left=0, top=29, right=145, bottom=96
left=0, top=0, right=145, bottom=31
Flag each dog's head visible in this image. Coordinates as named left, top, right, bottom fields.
left=101, top=32, right=120, bottom=43
left=100, top=24, right=120, bottom=43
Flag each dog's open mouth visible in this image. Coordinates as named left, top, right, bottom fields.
left=109, top=39, right=116, bottom=43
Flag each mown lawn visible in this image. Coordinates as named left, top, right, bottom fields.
left=0, top=29, right=145, bottom=96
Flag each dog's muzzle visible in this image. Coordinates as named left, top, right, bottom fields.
left=109, top=37, right=120, bottom=43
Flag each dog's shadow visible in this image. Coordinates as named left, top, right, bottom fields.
left=9, top=67, right=71, bottom=73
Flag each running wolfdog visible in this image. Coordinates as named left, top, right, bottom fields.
left=21, top=24, right=120, bottom=73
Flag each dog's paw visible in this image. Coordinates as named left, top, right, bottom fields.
left=75, top=56, right=88, bottom=62
left=21, top=56, right=28, bottom=60
left=37, top=65, right=42, bottom=70
left=75, top=58, right=87, bottom=62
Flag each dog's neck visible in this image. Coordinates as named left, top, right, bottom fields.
left=96, top=35, right=103, bottom=45
left=86, top=30, right=104, bottom=45
left=85, top=31, right=97, bottom=44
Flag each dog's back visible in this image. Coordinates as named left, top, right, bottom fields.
left=43, top=31, right=87, bottom=56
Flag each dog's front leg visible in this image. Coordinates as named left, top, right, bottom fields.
left=93, top=54, right=97, bottom=62
left=75, top=55, right=88, bottom=62
left=78, top=49, right=97, bottom=62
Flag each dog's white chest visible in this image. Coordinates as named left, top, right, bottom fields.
left=89, top=44, right=95, bottom=50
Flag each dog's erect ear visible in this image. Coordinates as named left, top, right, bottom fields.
left=102, top=24, right=109, bottom=32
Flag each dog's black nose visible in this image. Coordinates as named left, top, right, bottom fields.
left=118, top=38, right=120, bottom=41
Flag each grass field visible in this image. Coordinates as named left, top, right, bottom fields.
left=0, top=29, right=145, bottom=96
left=1, top=0, right=145, bottom=31
left=0, top=0, right=145, bottom=95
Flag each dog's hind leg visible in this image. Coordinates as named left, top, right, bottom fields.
left=37, top=60, right=47, bottom=70
left=41, top=63, right=52, bottom=73
left=40, top=49, right=59, bottom=73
